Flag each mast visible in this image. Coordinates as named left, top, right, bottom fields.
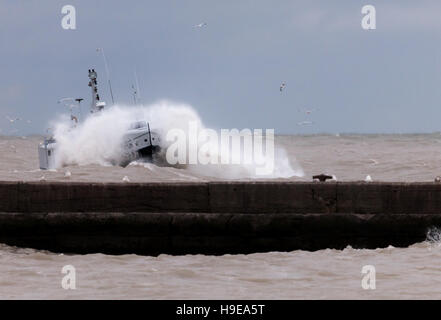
left=134, top=69, right=141, bottom=103
left=131, top=84, right=138, bottom=105
left=96, top=48, right=115, bottom=105
left=88, top=69, right=106, bottom=114
left=131, top=70, right=141, bottom=105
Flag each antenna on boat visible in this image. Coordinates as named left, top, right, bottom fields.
left=130, top=69, right=141, bottom=105
left=96, top=48, right=115, bottom=105
left=131, top=84, right=138, bottom=105
left=134, top=69, right=141, bottom=103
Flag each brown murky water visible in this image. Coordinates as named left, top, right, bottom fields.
left=2, top=242, right=441, bottom=299
left=1, top=134, right=441, bottom=299
left=4, top=134, right=441, bottom=182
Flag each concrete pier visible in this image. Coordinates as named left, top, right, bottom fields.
left=0, top=181, right=440, bottom=255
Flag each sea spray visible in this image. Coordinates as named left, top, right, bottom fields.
left=52, top=107, right=130, bottom=167
left=426, top=227, right=441, bottom=244
left=52, top=100, right=303, bottom=179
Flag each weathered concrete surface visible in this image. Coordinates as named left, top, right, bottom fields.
left=3, top=181, right=441, bottom=213
left=0, top=181, right=441, bottom=254
left=0, top=182, right=210, bottom=213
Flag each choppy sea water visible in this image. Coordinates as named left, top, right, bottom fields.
left=3, top=134, right=441, bottom=182
left=1, top=134, right=441, bottom=299
left=2, top=242, right=441, bottom=299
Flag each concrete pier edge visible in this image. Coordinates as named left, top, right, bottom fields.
left=0, top=181, right=440, bottom=255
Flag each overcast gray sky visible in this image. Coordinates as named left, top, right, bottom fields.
left=1, top=0, right=441, bottom=134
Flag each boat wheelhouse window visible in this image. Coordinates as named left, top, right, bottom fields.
left=129, top=121, right=148, bottom=130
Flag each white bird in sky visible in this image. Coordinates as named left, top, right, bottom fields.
left=297, top=121, right=314, bottom=126
left=194, top=22, right=207, bottom=28
left=5, top=116, right=21, bottom=123
left=58, top=98, right=78, bottom=111
left=58, top=97, right=75, bottom=104
left=280, top=82, right=286, bottom=92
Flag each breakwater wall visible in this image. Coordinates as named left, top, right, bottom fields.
left=0, top=181, right=440, bottom=255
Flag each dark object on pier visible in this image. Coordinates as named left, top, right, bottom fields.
left=313, top=174, right=333, bottom=182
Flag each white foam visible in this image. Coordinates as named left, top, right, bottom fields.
left=52, top=100, right=304, bottom=179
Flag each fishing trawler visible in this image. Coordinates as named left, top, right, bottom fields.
left=38, top=69, right=160, bottom=169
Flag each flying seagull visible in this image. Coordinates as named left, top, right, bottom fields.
left=297, top=121, right=314, bottom=126
left=58, top=97, right=75, bottom=103
left=5, top=116, right=21, bottom=123
left=194, top=22, right=207, bottom=28
left=280, top=82, right=286, bottom=92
